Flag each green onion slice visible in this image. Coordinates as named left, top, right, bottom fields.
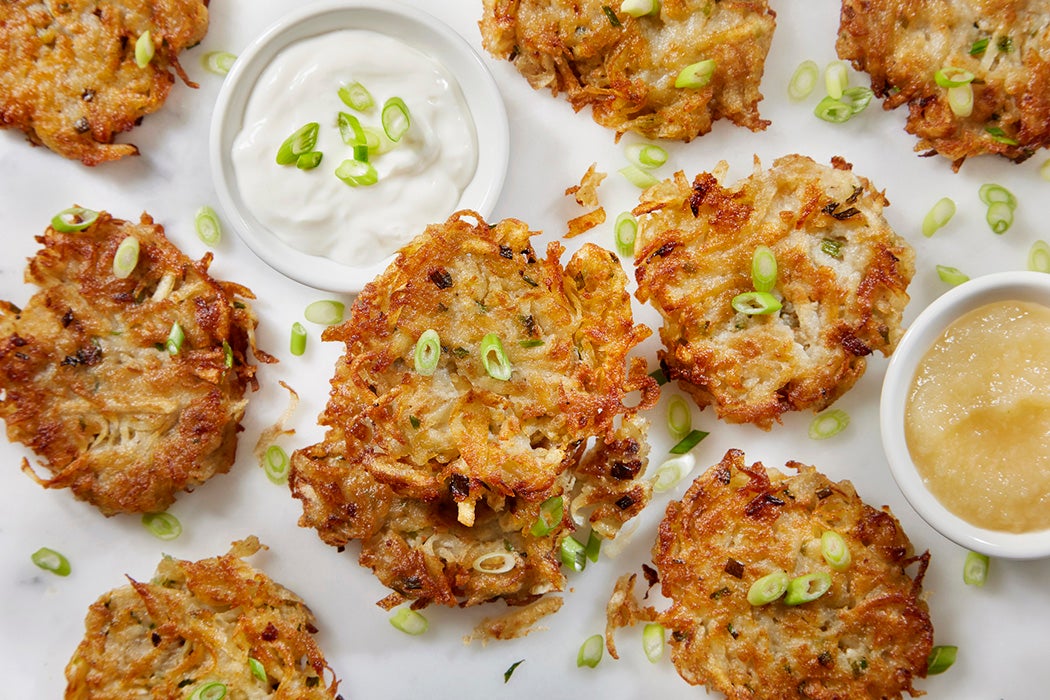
left=747, top=570, right=788, bottom=606
left=202, top=51, right=236, bottom=75
left=304, top=299, right=345, bottom=325
left=986, top=200, right=1014, bottom=234
left=750, top=245, right=777, bottom=292
left=934, top=66, right=975, bottom=88
left=472, top=551, right=518, bottom=574
left=814, top=95, right=852, bottom=124
left=414, top=329, right=441, bottom=376
left=615, top=212, right=638, bottom=258
left=560, top=535, right=587, bottom=572
left=620, top=0, right=658, bottom=17
left=820, top=530, right=851, bottom=571
left=165, top=322, right=184, bottom=355
left=276, top=122, right=319, bottom=165
left=134, top=31, right=154, bottom=68
left=841, top=86, right=874, bottom=115
left=51, top=206, right=99, bottom=232
left=619, top=164, right=659, bottom=189
left=824, top=60, right=848, bottom=99
left=669, top=429, right=708, bottom=455
left=652, top=453, right=696, bottom=493
left=338, top=81, right=374, bottom=111
left=978, top=183, right=1017, bottom=208
left=195, top=205, right=222, bottom=246
left=732, top=291, right=782, bottom=315
left=390, top=607, right=428, bottom=635
left=922, top=197, right=956, bottom=237
left=504, top=659, right=524, bottom=683
left=666, top=395, right=691, bottom=440
left=821, top=238, right=843, bottom=258
left=969, top=38, right=989, bottom=56
left=335, top=158, right=379, bottom=187
left=381, top=97, right=411, bottom=142
left=809, top=409, right=849, bottom=440
left=584, top=530, right=601, bottom=563
left=222, top=340, right=233, bottom=368
left=31, top=547, right=71, bottom=576
left=530, top=495, right=564, bottom=537
left=264, top=445, right=290, bottom=484
left=142, top=512, right=182, bottom=540
left=947, top=83, right=974, bottom=117
left=338, top=111, right=366, bottom=147
left=296, top=151, right=323, bottom=170
left=290, top=322, right=307, bottom=356
left=788, top=60, right=819, bottom=101
left=674, top=59, right=715, bottom=89
left=936, top=265, right=969, bottom=286
left=112, top=235, right=140, bottom=279
left=249, top=657, right=267, bottom=683
left=985, top=126, right=1019, bottom=145
left=784, top=571, right=832, bottom=606
left=625, top=142, right=668, bottom=169
left=1028, top=240, right=1050, bottom=273
left=480, top=332, right=512, bottom=380
left=189, top=682, right=227, bottom=700
left=927, top=645, right=958, bottom=675
left=963, top=551, right=989, bottom=586
left=362, top=126, right=395, bottom=155
left=642, top=623, right=666, bottom=662
left=577, top=634, right=604, bottom=668
left=353, top=144, right=369, bottom=163
left=649, top=367, right=668, bottom=385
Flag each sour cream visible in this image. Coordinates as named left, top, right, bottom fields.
left=231, top=29, right=478, bottom=267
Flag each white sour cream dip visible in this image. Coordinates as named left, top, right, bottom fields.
left=231, top=29, right=478, bottom=267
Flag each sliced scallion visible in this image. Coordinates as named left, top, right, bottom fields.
left=841, top=86, right=873, bottom=115
left=381, top=97, right=411, bottom=142
left=642, top=623, right=665, bottom=662
left=969, top=38, right=989, bottom=56
left=31, top=547, right=71, bottom=576
left=560, top=535, right=587, bottom=572
left=222, top=340, right=233, bottom=368
left=824, top=60, right=848, bottom=100
left=674, top=59, right=715, bottom=89
left=112, top=235, right=140, bottom=279
left=614, top=212, right=638, bottom=258
left=619, top=164, right=659, bottom=189
left=820, top=530, right=851, bottom=571
left=666, top=395, right=691, bottom=440
left=809, top=409, right=849, bottom=440
left=335, top=157, right=378, bottom=187
left=978, top=183, right=1017, bottom=208
left=986, top=200, right=1014, bottom=234
left=530, top=495, right=564, bottom=537
left=194, top=205, right=222, bottom=246
left=936, top=265, right=969, bottom=286
left=669, top=429, right=708, bottom=455
left=584, top=530, right=601, bottom=563
left=165, top=322, right=184, bottom=355
left=189, top=682, right=227, bottom=700
left=248, top=657, right=266, bottom=683
left=362, top=125, right=395, bottom=155
left=264, top=445, right=290, bottom=484
left=577, top=634, right=604, bottom=668
left=963, top=551, right=989, bottom=586
left=338, top=81, right=374, bottom=111
left=934, top=66, right=975, bottom=88
left=985, top=126, right=1018, bottom=145
left=296, top=151, right=323, bottom=170
left=353, top=144, right=369, bottom=163
left=620, top=0, right=658, bottom=17
left=142, top=512, right=182, bottom=540
left=602, top=4, right=622, bottom=27
left=51, top=206, right=99, bottom=232
left=784, top=571, right=832, bottom=606
left=290, top=322, right=307, bottom=356
left=389, top=607, right=428, bottom=635
left=927, top=645, right=958, bottom=675
left=201, top=51, right=236, bottom=75
left=414, top=329, right=441, bottom=376
left=625, top=142, right=668, bottom=169
left=821, top=238, right=843, bottom=258
left=504, top=660, right=524, bottom=683
left=1028, top=240, right=1050, bottom=273
left=922, top=197, right=956, bottom=237
left=750, top=245, right=777, bottom=292
left=134, top=31, right=154, bottom=68
left=649, top=367, right=668, bottom=385
left=731, top=291, right=782, bottom=315
left=652, top=453, right=696, bottom=493
left=304, top=300, right=345, bottom=325
left=276, top=122, right=319, bottom=165
left=947, top=83, right=974, bottom=117
left=480, top=332, right=512, bottom=380
left=814, top=96, right=852, bottom=124
left=788, top=60, right=819, bottom=101
left=338, top=112, right=366, bottom=147
left=747, top=570, right=788, bottom=606
left=472, top=551, right=518, bottom=574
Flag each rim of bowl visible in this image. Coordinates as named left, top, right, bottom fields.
left=209, top=0, right=509, bottom=293
left=880, top=270, right=1050, bottom=559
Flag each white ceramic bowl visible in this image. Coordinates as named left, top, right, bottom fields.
left=210, top=0, right=509, bottom=293
left=880, top=271, right=1050, bottom=559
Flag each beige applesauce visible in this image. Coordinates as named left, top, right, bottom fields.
left=905, top=299, right=1050, bottom=533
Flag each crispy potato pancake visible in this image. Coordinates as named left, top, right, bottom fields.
left=65, top=537, right=340, bottom=699
left=634, top=155, right=915, bottom=429
left=0, top=0, right=209, bottom=165
left=479, top=0, right=776, bottom=141
left=606, top=449, right=934, bottom=700
left=0, top=210, right=273, bottom=515
left=290, top=211, right=657, bottom=609
left=837, top=0, right=1050, bottom=169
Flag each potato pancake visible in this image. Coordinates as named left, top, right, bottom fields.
left=479, top=0, right=776, bottom=141
left=0, top=0, right=209, bottom=165
left=290, top=211, right=657, bottom=609
left=65, top=537, right=340, bottom=699
left=633, top=155, right=914, bottom=429
left=0, top=210, right=273, bottom=515
left=838, top=0, right=1050, bottom=169
left=606, top=449, right=934, bottom=700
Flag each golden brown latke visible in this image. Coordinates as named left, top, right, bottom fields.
left=606, top=449, right=934, bottom=700
left=838, top=0, right=1050, bottom=169
left=65, top=537, right=340, bottom=699
left=479, top=0, right=776, bottom=141
left=0, top=0, right=209, bottom=165
left=290, top=210, right=657, bottom=610
left=0, top=210, right=273, bottom=515
left=633, top=155, right=915, bottom=429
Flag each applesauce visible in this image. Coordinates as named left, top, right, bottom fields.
left=904, top=299, right=1050, bottom=533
